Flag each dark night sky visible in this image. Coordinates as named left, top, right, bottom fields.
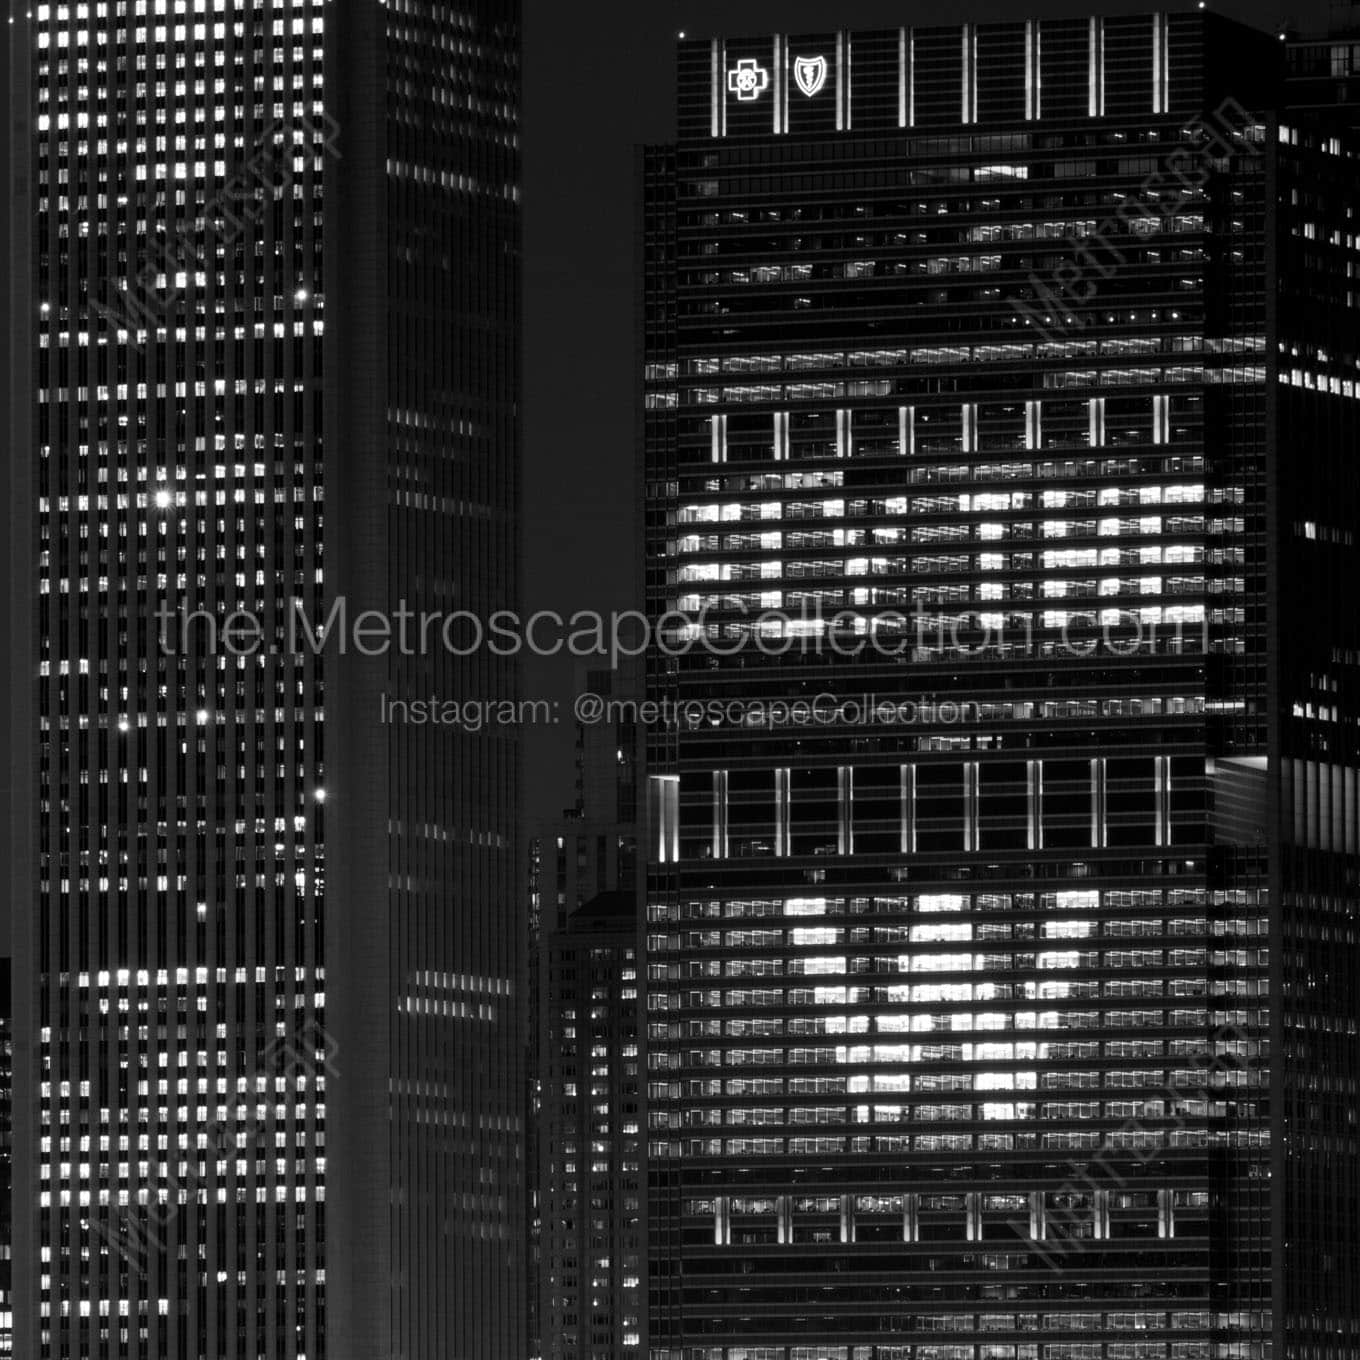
left=521, top=0, right=1328, bottom=822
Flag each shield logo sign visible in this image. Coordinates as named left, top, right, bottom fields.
left=794, top=54, right=828, bottom=98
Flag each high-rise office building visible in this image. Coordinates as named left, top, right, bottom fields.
left=2, top=3, right=522, bottom=1357
left=539, top=893, right=645, bottom=1360
left=643, top=12, right=1358, bottom=1358
left=532, top=665, right=644, bottom=1360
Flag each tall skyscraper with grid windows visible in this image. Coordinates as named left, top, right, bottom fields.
left=2, top=2, right=522, bottom=1357
left=642, top=12, right=1360, bottom=1359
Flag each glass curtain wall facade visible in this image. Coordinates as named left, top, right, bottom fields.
left=637, top=12, right=1341, bottom=1359
left=4, top=2, right=522, bottom=1358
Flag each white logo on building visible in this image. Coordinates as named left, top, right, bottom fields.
left=727, top=58, right=770, bottom=101
left=794, top=55, right=828, bottom=98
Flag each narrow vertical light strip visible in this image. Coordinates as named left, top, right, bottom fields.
left=1151, top=14, right=1163, bottom=114
left=1034, top=20, right=1043, bottom=120
left=840, top=1195, right=854, bottom=1244
left=836, top=408, right=850, bottom=459
left=963, top=761, right=979, bottom=853
left=711, top=414, right=721, bottom=465
left=1089, top=396, right=1106, bottom=447
left=1163, top=14, right=1171, bottom=112
left=843, top=33, right=853, bottom=130
left=962, top=401, right=977, bottom=453
left=1153, top=13, right=1170, bottom=114
left=1088, top=17, right=1104, bottom=118
left=1094, top=1190, right=1110, bottom=1239
left=1030, top=1191, right=1046, bottom=1242
left=1026, top=398, right=1042, bottom=450
left=773, top=36, right=785, bottom=135
left=1153, top=393, right=1170, bottom=444
left=783, top=34, right=792, bottom=134
left=1025, top=21, right=1036, bottom=122
left=775, top=769, right=791, bottom=857
left=777, top=1196, right=791, bottom=1245
left=838, top=766, right=854, bottom=856
left=835, top=31, right=846, bottom=132
left=720, top=413, right=729, bottom=463
left=713, top=770, right=728, bottom=860
left=908, top=30, right=917, bottom=127
left=774, top=411, right=789, bottom=462
left=898, top=27, right=908, bottom=128
left=1155, top=755, right=1171, bottom=847
left=1091, top=757, right=1105, bottom=849
left=1028, top=759, right=1043, bottom=851
left=898, top=405, right=910, bottom=457
left=961, top=24, right=974, bottom=125
left=1292, top=759, right=1305, bottom=846
left=904, top=1193, right=920, bottom=1243
left=711, top=39, right=722, bottom=138
left=900, top=765, right=916, bottom=854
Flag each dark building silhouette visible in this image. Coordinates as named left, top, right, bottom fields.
left=642, top=11, right=1359, bottom=1359
left=3, top=3, right=523, bottom=1357
left=531, top=666, right=644, bottom=1359
left=539, top=894, right=644, bottom=1360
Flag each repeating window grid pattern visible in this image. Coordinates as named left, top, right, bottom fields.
left=542, top=928, right=644, bottom=1360
left=646, top=17, right=1275, bottom=1360
left=383, top=2, right=524, bottom=1358
left=29, top=2, right=328, bottom=1358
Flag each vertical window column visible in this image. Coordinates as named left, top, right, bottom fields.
left=775, top=768, right=791, bottom=857
left=1025, top=399, right=1042, bottom=451
left=899, top=28, right=912, bottom=129
left=1025, top=20, right=1042, bottom=121
left=836, top=408, right=851, bottom=459
left=1088, top=17, right=1105, bottom=118
left=1027, top=759, right=1043, bottom=851
left=961, top=401, right=978, bottom=454
left=1155, top=754, right=1171, bottom=847
left=1152, top=393, right=1170, bottom=444
left=836, top=31, right=849, bottom=131
left=773, top=411, right=789, bottom=462
left=900, top=405, right=916, bottom=456
left=1152, top=13, right=1170, bottom=115
left=712, top=771, right=728, bottom=860
left=900, top=764, right=917, bottom=854
left=1158, top=1187, right=1175, bottom=1238
left=1029, top=1190, right=1046, bottom=1242
left=650, top=776, right=680, bottom=864
left=710, top=39, right=726, bottom=138
left=838, top=766, right=854, bottom=856
left=1091, top=757, right=1106, bottom=849
left=773, top=36, right=787, bottom=135
left=903, top=1193, right=920, bottom=1243
left=1093, top=1190, right=1111, bottom=1239
left=961, top=24, right=977, bottom=125
left=963, top=761, right=979, bottom=853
